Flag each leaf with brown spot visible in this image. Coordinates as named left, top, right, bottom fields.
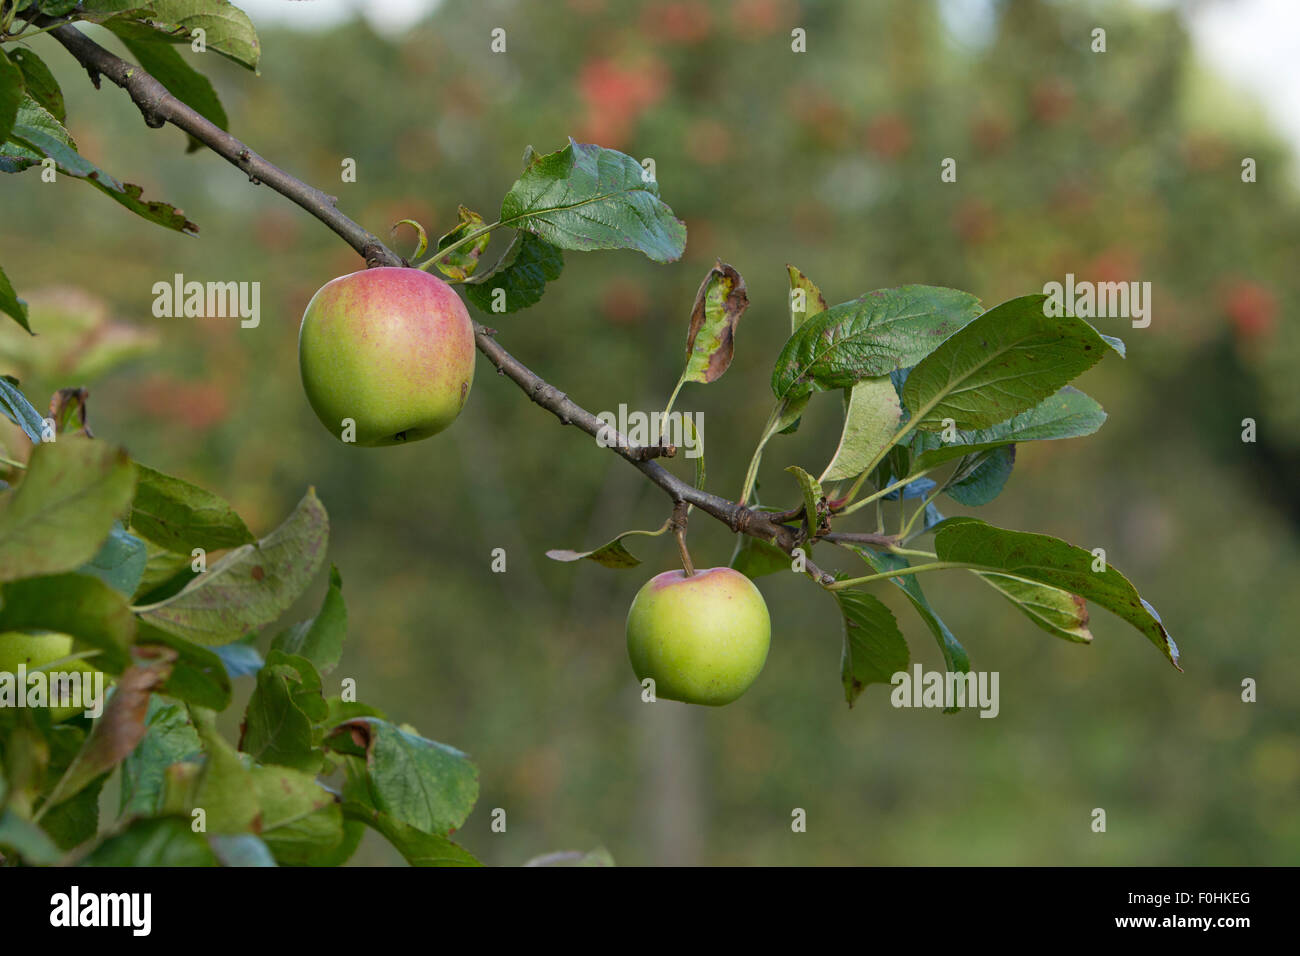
left=136, top=489, right=328, bottom=646
left=975, top=572, right=1094, bottom=644
left=786, top=265, right=828, bottom=332
left=934, top=517, right=1179, bottom=669
left=682, top=261, right=748, bottom=384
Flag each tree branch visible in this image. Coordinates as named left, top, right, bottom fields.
left=45, top=19, right=399, bottom=268
left=41, top=19, right=810, bottom=566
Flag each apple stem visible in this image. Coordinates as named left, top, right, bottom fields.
left=671, top=500, right=696, bottom=576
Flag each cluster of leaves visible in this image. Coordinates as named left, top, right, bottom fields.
left=750, top=273, right=1176, bottom=704
left=418, top=137, right=685, bottom=316
left=550, top=261, right=1179, bottom=708
left=0, top=382, right=487, bottom=867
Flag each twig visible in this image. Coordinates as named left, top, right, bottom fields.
left=44, top=19, right=399, bottom=267
left=669, top=500, right=695, bottom=576
left=39, top=19, right=826, bottom=567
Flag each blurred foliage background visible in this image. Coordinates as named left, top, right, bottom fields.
left=1, top=0, right=1297, bottom=865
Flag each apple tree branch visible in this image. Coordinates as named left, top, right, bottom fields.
left=41, top=18, right=844, bottom=583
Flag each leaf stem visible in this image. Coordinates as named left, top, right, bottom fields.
left=660, top=372, right=687, bottom=439
left=414, top=221, right=501, bottom=272
left=835, top=467, right=935, bottom=518
left=825, top=561, right=976, bottom=591
left=738, top=401, right=783, bottom=506
left=890, top=546, right=938, bottom=560
left=898, top=480, right=946, bottom=540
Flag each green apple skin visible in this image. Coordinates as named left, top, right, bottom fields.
left=298, top=267, right=476, bottom=446
left=626, top=567, right=771, bottom=706
left=0, top=630, right=102, bottom=722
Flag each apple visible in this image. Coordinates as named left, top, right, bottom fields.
left=0, top=630, right=104, bottom=722
left=298, top=267, right=476, bottom=446
left=625, top=567, right=771, bottom=706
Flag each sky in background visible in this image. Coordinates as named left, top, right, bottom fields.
left=238, top=0, right=1300, bottom=171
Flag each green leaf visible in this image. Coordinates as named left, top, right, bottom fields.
left=500, top=140, right=686, bottom=263
left=976, top=572, right=1094, bottom=643
left=681, top=260, right=748, bottom=384
left=772, top=286, right=983, bottom=401
left=729, top=505, right=791, bottom=580
left=0, top=437, right=136, bottom=581
left=786, top=264, right=828, bottom=333
left=524, top=847, right=616, bottom=866
left=343, top=799, right=481, bottom=867
left=545, top=520, right=670, bottom=569
left=0, top=809, right=63, bottom=864
left=946, top=446, right=1015, bottom=507
left=129, top=462, right=255, bottom=554
left=0, top=574, right=135, bottom=673
left=119, top=695, right=202, bottom=817
left=774, top=390, right=810, bottom=436
left=31, top=0, right=82, bottom=15
left=2, top=96, right=200, bottom=234
left=38, top=723, right=109, bottom=850
left=933, top=517, right=1179, bottom=669
left=820, top=376, right=900, bottom=483
left=326, top=717, right=478, bottom=838
left=77, top=523, right=147, bottom=596
left=784, top=465, right=825, bottom=534
left=730, top=535, right=788, bottom=579
left=250, top=764, right=342, bottom=865
left=902, top=295, right=1107, bottom=432
left=81, top=816, right=217, bottom=866
left=136, top=489, right=328, bottom=646
left=834, top=588, right=909, bottom=706
left=134, top=622, right=232, bottom=709
left=5, top=48, right=65, bottom=122
left=191, top=707, right=259, bottom=833
left=463, top=230, right=563, bottom=314
left=0, top=49, right=22, bottom=145
left=432, top=205, right=489, bottom=280
left=93, top=0, right=262, bottom=71
left=846, top=546, right=970, bottom=693
left=0, top=266, right=31, bottom=332
left=240, top=650, right=326, bottom=772
left=0, top=374, right=42, bottom=437
left=211, top=637, right=262, bottom=678
left=913, top=386, right=1107, bottom=472
left=208, top=833, right=276, bottom=866
left=133, top=542, right=196, bottom=601
left=271, top=564, right=346, bottom=674
left=107, top=23, right=229, bottom=149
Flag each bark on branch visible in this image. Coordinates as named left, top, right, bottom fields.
left=41, top=19, right=816, bottom=568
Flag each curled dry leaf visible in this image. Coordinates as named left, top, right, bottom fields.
left=683, top=260, right=748, bottom=383
left=50, top=387, right=93, bottom=438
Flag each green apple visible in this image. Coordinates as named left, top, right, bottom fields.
left=298, top=267, right=476, bottom=446
left=626, top=567, right=771, bottom=706
left=0, top=630, right=104, bottom=722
